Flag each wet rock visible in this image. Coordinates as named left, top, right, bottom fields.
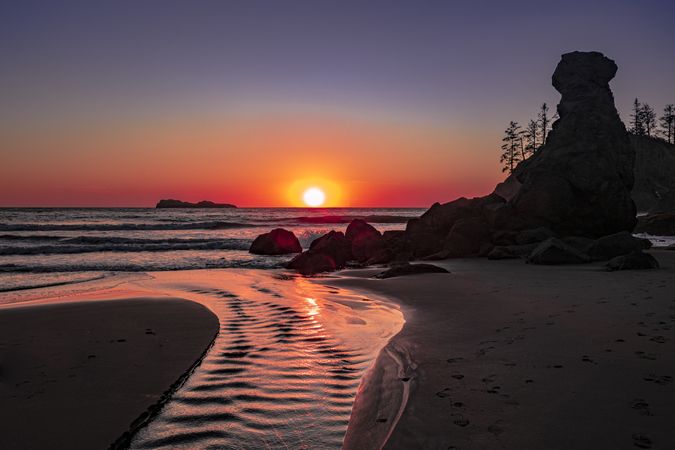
left=606, top=252, right=660, bottom=271
left=375, top=262, right=450, bottom=279
left=249, top=228, right=302, bottom=255
left=286, top=251, right=339, bottom=275
left=345, top=219, right=387, bottom=263
left=309, top=231, right=353, bottom=266
left=586, top=231, right=652, bottom=261
left=527, top=238, right=591, bottom=265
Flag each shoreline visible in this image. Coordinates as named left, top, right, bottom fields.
left=332, top=250, right=675, bottom=449
left=0, top=297, right=219, bottom=450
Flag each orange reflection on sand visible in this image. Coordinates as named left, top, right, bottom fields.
left=305, top=297, right=320, bottom=318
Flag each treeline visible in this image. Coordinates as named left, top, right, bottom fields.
left=629, top=99, right=674, bottom=144
left=500, top=103, right=557, bottom=174
left=500, top=99, right=675, bottom=174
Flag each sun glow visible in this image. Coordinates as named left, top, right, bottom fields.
left=303, top=187, right=326, bottom=207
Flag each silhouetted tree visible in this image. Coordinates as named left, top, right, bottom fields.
left=642, top=103, right=657, bottom=137
left=501, top=121, right=522, bottom=174
left=524, top=119, right=538, bottom=156
left=630, top=98, right=645, bottom=135
left=659, top=104, right=674, bottom=144
left=538, top=103, right=550, bottom=144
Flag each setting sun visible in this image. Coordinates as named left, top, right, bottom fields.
left=303, top=187, right=326, bottom=207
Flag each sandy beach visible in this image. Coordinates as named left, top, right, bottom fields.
left=0, top=297, right=219, bottom=450
left=336, top=250, right=675, bottom=450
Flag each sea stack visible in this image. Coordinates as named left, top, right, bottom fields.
left=495, top=51, right=636, bottom=236
left=406, top=51, right=639, bottom=259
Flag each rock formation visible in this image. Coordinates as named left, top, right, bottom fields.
left=249, top=229, right=302, bottom=255
left=496, top=51, right=636, bottom=237
left=156, top=199, right=236, bottom=208
left=405, top=51, right=638, bottom=261
left=606, top=251, right=660, bottom=271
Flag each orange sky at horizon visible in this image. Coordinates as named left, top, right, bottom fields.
left=0, top=112, right=503, bottom=208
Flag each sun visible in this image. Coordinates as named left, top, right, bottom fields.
left=303, top=187, right=326, bottom=207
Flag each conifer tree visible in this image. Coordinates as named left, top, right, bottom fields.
left=641, top=103, right=657, bottom=137
left=500, top=121, right=522, bottom=174
left=659, top=104, right=674, bottom=144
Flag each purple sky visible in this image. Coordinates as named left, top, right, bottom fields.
left=1, top=0, right=674, bottom=206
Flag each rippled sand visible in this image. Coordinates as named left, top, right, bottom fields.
left=0, top=269, right=403, bottom=449
left=124, top=270, right=403, bottom=449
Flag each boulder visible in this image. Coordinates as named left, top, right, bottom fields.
left=444, top=216, right=491, bottom=257
left=561, top=236, right=595, bottom=252
left=309, top=231, right=353, bottom=266
left=635, top=213, right=675, bottom=236
left=586, top=231, right=652, bottom=261
left=405, top=194, right=504, bottom=258
left=487, top=243, right=539, bottom=260
left=375, top=262, right=449, bottom=279
left=606, top=251, right=660, bottom=271
left=527, top=238, right=591, bottom=265
left=286, top=251, right=339, bottom=275
left=249, top=228, right=302, bottom=255
left=346, top=219, right=387, bottom=263
left=382, top=230, right=412, bottom=260
left=515, top=227, right=556, bottom=245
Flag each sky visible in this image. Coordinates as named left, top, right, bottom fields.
left=1, top=0, right=674, bottom=207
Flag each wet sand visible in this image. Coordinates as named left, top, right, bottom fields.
left=335, top=250, right=675, bottom=450
left=0, top=297, right=219, bottom=450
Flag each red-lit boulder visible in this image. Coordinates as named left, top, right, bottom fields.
left=249, top=228, right=302, bottom=255
left=286, top=251, right=338, bottom=275
left=309, top=231, right=353, bottom=266
left=346, top=219, right=387, bottom=263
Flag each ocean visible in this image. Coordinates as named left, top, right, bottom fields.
left=0, top=207, right=423, bottom=291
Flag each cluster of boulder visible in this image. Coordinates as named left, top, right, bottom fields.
left=249, top=51, right=662, bottom=275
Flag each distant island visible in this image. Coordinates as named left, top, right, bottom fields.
left=155, top=199, right=237, bottom=209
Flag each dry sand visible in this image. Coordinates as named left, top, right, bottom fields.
left=334, top=250, right=675, bottom=450
left=0, top=297, right=219, bottom=450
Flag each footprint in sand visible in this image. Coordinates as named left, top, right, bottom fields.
left=631, top=398, right=653, bottom=416
left=649, top=336, right=667, bottom=344
left=643, top=374, right=672, bottom=386
left=635, top=351, right=657, bottom=360
left=632, top=433, right=652, bottom=449
left=436, top=388, right=452, bottom=398
left=452, top=415, right=470, bottom=427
